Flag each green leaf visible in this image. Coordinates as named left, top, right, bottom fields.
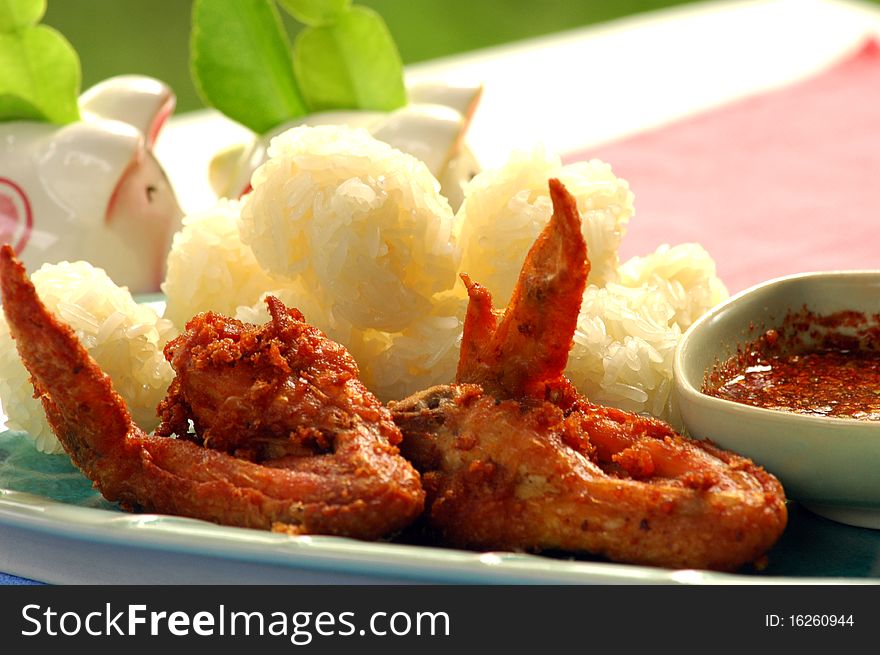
left=190, top=0, right=307, bottom=134
left=293, top=6, right=406, bottom=112
left=0, top=93, right=43, bottom=122
left=277, top=0, right=350, bottom=26
left=0, top=0, right=45, bottom=32
left=0, top=26, right=80, bottom=124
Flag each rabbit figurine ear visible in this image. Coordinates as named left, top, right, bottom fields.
left=34, top=120, right=143, bottom=230
left=371, top=104, right=466, bottom=178
left=79, top=75, right=176, bottom=147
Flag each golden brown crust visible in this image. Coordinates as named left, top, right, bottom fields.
left=392, top=386, right=787, bottom=570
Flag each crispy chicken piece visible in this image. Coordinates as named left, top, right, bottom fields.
left=390, top=179, right=787, bottom=571
left=156, top=296, right=401, bottom=463
left=0, top=246, right=423, bottom=539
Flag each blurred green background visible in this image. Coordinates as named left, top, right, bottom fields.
left=43, top=0, right=707, bottom=115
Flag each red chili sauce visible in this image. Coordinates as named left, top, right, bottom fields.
left=702, top=308, right=880, bottom=420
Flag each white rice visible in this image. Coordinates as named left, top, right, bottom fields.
left=170, top=125, right=726, bottom=420
left=239, top=125, right=460, bottom=336
left=618, top=242, right=728, bottom=330
left=568, top=283, right=682, bottom=420
left=161, top=198, right=278, bottom=330
left=567, top=244, right=727, bottom=424
left=0, top=261, right=177, bottom=453
left=455, top=147, right=634, bottom=303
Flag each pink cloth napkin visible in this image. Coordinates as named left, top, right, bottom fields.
left=569, top=39, right=880, bottom=293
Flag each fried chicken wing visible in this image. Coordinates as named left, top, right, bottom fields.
left=390, top=179, right=787, bottom=571
left=156, top=296, right=402, bottom=462
left=0, top=246, right=423, bottom=539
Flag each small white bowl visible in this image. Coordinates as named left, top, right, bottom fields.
left=673, top=271, right=880, bottom=529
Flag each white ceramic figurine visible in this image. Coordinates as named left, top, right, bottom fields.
left=0, top=75, right=183, bottom=294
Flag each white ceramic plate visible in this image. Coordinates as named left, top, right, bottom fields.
left=2, top=399, right=879, bottom=584
left=0, top=476, right=727, bottom=585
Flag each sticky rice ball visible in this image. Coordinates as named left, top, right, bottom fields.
left=239, top=125, right=459, bottom=334
left=162, top=198, right=277, bottom=330
left=567, top=283, right=682, bottom=422
left=0, top=261, right=177, bottom=453
left=565, top=241, right=728, bottom=425
left=618, top=242, right=728, bottom=329
left=455, top=147, right=634, bottom=303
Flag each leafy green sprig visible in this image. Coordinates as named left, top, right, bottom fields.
left=190, top=0, right=407, bottom=135
left=190, top=0, right=406, bottom=134
left=0, top=0, right=80, bottom=124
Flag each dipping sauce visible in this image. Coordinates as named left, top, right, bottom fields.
left=703, top=308, right=880, bottom=421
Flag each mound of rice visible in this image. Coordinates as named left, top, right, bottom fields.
left=0, top=261, right=177, bottom=453
left=567, top=244, right=727, bottom=424
left=159, top=125, right=726, bottom=421
left=455, top=147, right=634, bottom=303
left=618, top=243, right=728, bottom=329
left=567, top=283, right=683, bottom=420
left=239, top=125, right=460, bottom=335
left=162, top=198, right=277, bottom=329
